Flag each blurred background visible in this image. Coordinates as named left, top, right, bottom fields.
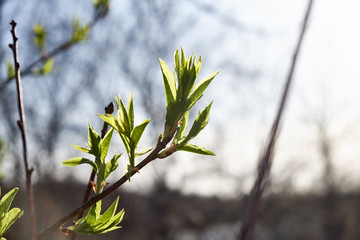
left=1, top=0, right=360, bottom=239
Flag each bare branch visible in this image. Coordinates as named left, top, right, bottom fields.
left=9, top=20, right=38, bottom=240
left=237, top=0, right=315, bottom=239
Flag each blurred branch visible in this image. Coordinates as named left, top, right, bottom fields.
left=9, top=20, right=38, bottom=240
left=237, top=0, right=315, bottom=239
left=0, top=2, right=108, bottom=94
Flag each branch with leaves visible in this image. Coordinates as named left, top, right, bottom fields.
left=36, top=47, right=219, bottom=238
left=0, top=0, right=109, bottom=93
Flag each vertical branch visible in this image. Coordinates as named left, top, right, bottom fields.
left=237, top=0, right=314, bottom=239
left=69, top=102, right=114, bottom=240
left=9, top=20, right=38, bottom=240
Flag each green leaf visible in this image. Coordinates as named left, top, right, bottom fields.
left=104, top=153, right=121, bottom=180
left=42, top=58, right=54, bottom=74
left=71, top=19, right=90, bottom=43
left=174, top=48, right=180, bottom=81
left=183, top=102, right=212, bottom=143
left=127, top=93, right=134, bottom=131
left=33, top=23, right=46, bottom=51
left=174, top=111, right=189, bottom=141
left=96, top=209, right=124, bottom=233
left=177, top=144, right=215, bottom=156
left=66, top=197, right=124, bottom=235
left=0, top=188, right=23, bottom=237
left=97, top=114, right=124, bottom=133
left=86, top=200, right=102, bottom=225
left=0, top=188, right=19, bottom=216
left=159, top=58, right=176, bottom=106
left=62, top=157, right=98, bottom=172
left=0, top=208, right=23, bottom=237
left=135, top=147, right=153, bottom=158
left=118, top=133, right=131, bottom=154
left=6, top=62, right=15, bottom=80
left=93, top=197, right=119, bottom=229
left=71, top=145, right=92, bottom=154
left=118, top=96, right=131, bottom=135
left=100, top=128, right=114, bottom=162
left=88, top=123, right=101, bottom=159
left=185, top=70, right=219, bottom=111
left=130, top=119, right=151, bottom=149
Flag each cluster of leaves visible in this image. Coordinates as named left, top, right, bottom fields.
left=98, top=94, right=152, bottom=180
left=70, top=19, right=90, bottom=43
left=62, top=124, right=123, bottom=234
left=0, top=188, right=23, bottom=240
left=63, top=124, right=120, bottom=194
left=60, top=47, right=218, bottom=236
left=65, top=198, right=124, bottom=235
left=32, top=23, right=54, bottom=75
left=158, top=47, right=219, bottom=157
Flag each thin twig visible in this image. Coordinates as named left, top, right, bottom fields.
left=69, top=102, right=114, bottom=240
left=237, top=0, right=314, bottom=239
left=38, top=134, right=173, bottom=239
left=9, top=20, right=38, bottom=240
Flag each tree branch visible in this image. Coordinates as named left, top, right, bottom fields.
left=237, top=0, right=315, bottom=239
left=38, top=134, right=173, bottom=239
left=9, top=20, right=38, bottom=240
left=0, top=4, right=108, bottom=94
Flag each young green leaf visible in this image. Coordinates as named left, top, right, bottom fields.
left=93, top=197, right=119, bottom=228
left=97, top=114, right=124, bottom=134
left=118, top=96, right=131, bottom=135
left=0, top=208, right=23, bottom=237
left=66, top=197, right=124, bottom=235
left=177, top=143, right=215, bottom=156
left=174, top=111, right=189, bottom=141
left=88, top=124, right=101, bottom=159
left=0, top=188, right=23, bottom=238
left=62, top=157, right=98, bottom=172
left=71, top=145, right=92, bottom=154
left=0, top=188, right=19, bottom=217
left=86, top=200, right=102, bottom=225
left=184, top=102, right=212, bottom=143
left=127, top=93, right=134, bottom=131
left=33, top=23, right=46, bottom=51
left=130, top=119, right=151, bottom=149
left=104, top=153, right=121, bottom=180
left=159, top=59, right=176, bottom=106
left=100, top=128, right=114, bottom=162
left=71, top=19, right=90, bottom=43
left=42, top=58, right=54, bottom=74
left=135, top=147, right=153, bottom=158
left=6, top=62, right=15, bottom=80
left=185, top=70, right=219, bottom=111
